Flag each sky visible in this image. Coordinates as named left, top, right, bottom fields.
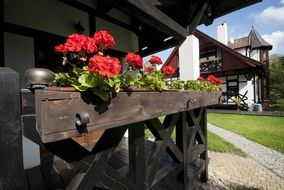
left=148, top=0, right=284, bottom=64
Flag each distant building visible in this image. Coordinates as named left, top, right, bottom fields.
left=164, top=23, right=272, bottom=110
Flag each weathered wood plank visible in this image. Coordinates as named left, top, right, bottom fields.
left=188, top=144, right=205, bottom=163
left=75, top=126, right=128, bottom=190
left=128, top=122, right=146, bottom=190
left=40, top=154, right=66, bottom=189
left=35, top=89, right=220, bottom=143
left=150, top=164, right=183, bottom=190
left=26, top=166, right=47, bottom=190
left=145, top=116, right=183, bottom=163
left=145, top=114, right=179, bottom=189
left=199, top=108, right=208, bottom=182
left=176, top=112, right=189, bottom=189
left=145, top=136, right=170, bottom=188
left=21, top=114, right=42, bottom=145
left=21, top=89, right=35, bottom=114
left=0, top=68, right=26, bottom=189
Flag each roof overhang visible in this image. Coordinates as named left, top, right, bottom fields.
left=100, top=0, right=262, bottom=55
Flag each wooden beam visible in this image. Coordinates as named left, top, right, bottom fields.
left=187, top=0, right=209, bottom=34
left=105, top=0, right=188, bottom=40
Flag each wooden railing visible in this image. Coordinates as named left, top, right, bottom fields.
left=200, top=60, right=223, bottom=73
left=219, top=91, right=249, bottom=110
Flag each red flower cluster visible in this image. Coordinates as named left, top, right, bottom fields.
left=145, top=66, right=155, bottom=74
left=149, top=55, right=163, bottom=65
left=198, top=75, right=222, bottom=85
left=94, top=30, right=115, bottom=51
left=88, top=55, right=121, bottom=78
left=162, top=66, right=175, bottom=76
left=207, top=75, right=222, bottom=85
left=55, top=30, right=121, bottom=78
left=197, top=76, right=205, bottom=81
left=125, top=52, right=143, bottom=70
left=55, top=33, right=98, bottom=54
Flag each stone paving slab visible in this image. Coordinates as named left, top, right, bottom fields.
left=208, top=123, right=284, bottom=179
left=196, top=152, right=284, bottom=190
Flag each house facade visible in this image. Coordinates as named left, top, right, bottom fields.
left=164, top=23, right=272, bottom=110
left=227, top=27, right=272, bottom=105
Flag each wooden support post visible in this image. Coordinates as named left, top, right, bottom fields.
left=0, top=68, right=26, bottom=189
left=176, top=112, right=190, bottom=189
left=199, top=108, right=208, bottom=182
left=128, top=122, right=146, bottom=190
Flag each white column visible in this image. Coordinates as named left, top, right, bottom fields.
left=179, top=35, right=200, bottom=80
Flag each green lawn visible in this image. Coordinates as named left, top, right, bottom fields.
left=208, top=131, right=246, bottom=157
left=208, top=113, right=284, bottom=153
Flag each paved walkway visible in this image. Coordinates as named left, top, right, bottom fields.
left=199, top=152, right=284, bottom=190
left=207, top=123, right=284, bottom=179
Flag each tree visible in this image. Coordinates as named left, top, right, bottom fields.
left=270, top=55, right=284, bottom=101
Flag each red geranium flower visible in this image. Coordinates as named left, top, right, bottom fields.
left=88, top=55, right=121, bottom=78
left=145, top=66, right=155, bottom=74
left=149, top=55, right=163, bottom=65
left=55, top=33, right=97, bottom=54
left=162, top=66, right=175, bottom=76
left=207, top=75, right=222, bottom=85
left=197, top=76, right=204, bottom=81
left=55, top=44, right=67, bottom=53
left=83, top=37, right=98, bottom=54
left=125, top=52, right=143, bottom=70
left=94, top=30, right=115, bottom=51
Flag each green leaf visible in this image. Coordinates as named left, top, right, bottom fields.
left=78, top=73, right=97, bottom=88
left=72, top=83, right=89, bottom=91
left=73, top=67, right=82, bottom=76
left=92, top=88, right=110, bottom=102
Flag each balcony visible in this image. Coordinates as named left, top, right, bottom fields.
left=200, top=57, right=223, bottom=73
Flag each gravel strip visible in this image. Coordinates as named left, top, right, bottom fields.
left=208, top=123, right=284, bottom=179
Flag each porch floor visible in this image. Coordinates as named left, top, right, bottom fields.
left=26, top=138, right=204, bottom=190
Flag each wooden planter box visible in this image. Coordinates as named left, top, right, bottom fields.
left=35, top=88, right=220, bottom=143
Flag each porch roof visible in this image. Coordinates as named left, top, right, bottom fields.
left=100, top=0, right=262, bottom=55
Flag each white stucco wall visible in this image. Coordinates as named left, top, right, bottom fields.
left=96, top=17, right=138, bottom=53
left=250, top=49, right=260, bottom=61
left=4, top=33, right=35, bottom=88
left=235, top=48, right=246, bottom=56
left=238, top=75, right=254, bottom=108
left=220, top=77, right=226, bottom=92
left=4, top=0, right=90, bottom=36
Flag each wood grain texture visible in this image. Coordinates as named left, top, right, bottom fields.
left=35, top=89, right=220, bottom=143
left=0, top=68, right=26, bottom=189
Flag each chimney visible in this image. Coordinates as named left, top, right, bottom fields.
left=217, top=22, right=228, bottom=45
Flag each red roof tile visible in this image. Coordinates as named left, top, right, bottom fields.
left=228, top=37, right=249, bottom=49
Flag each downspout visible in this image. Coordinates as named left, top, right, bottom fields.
left=253, top=74, right=256, bottom=103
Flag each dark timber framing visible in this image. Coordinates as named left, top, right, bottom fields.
left=0, top=68, right=26, bottom=189
left=105, top=0, right=188, bottom=40
left=1, top=0, right=4, bottom=66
